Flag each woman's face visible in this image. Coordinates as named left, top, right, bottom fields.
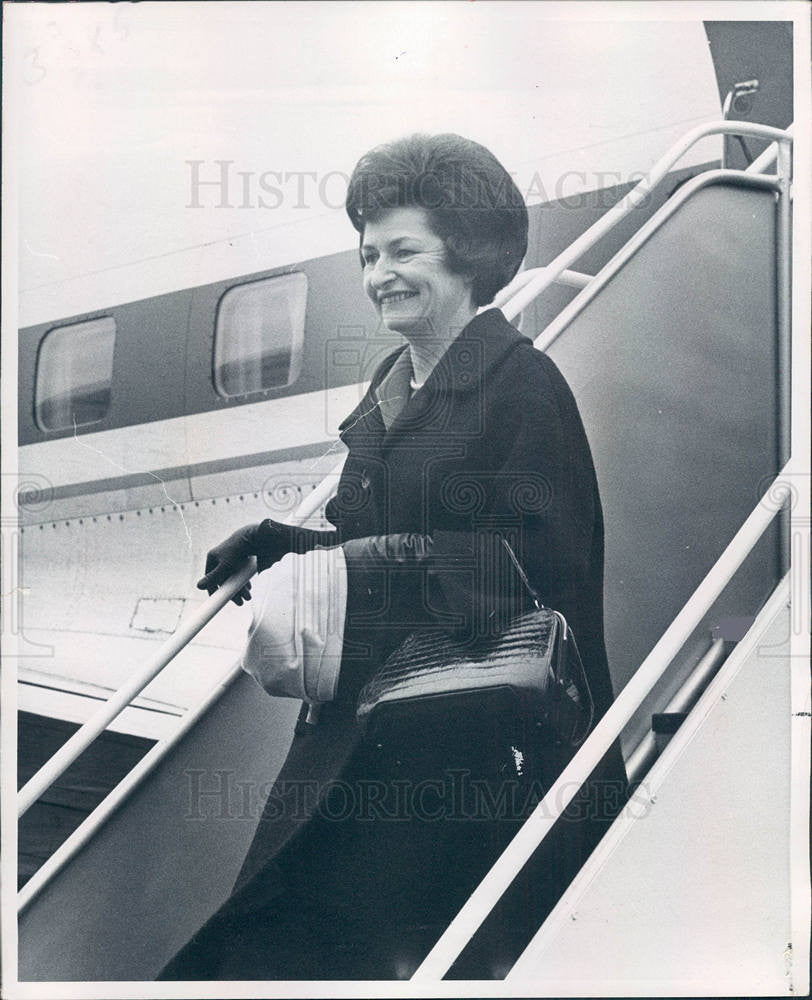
left=361, top=206, right=475, bottom=338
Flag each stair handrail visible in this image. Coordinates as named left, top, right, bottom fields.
left=529, top=167, right=782, bottom=352
left=491, top=121, right=793, bottom=320
left=16, top=462, right=345, bottom=819
left=745, top=121, right=795, bottom=175
left=490, top=266, right=591, bottom=310
left=410, top=461, right=796, bottom=980
left=498, top=120, right=791, bottom=322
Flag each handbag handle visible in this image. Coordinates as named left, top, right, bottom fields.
left=502, top=538, right=594, bottom=741
left=501, top=537, right=571, bottom=636
left=500, top=538, right=544, bottom=612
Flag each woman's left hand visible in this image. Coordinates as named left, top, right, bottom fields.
left=197, top=523, right=265, bottom=604
left=197, top=520, right=339, bottom=605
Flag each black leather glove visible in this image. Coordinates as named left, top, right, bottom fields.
left=197, top=520, right=337, bottom=605
left=341, top=531, right=533, bottom=638
left=341, top=532, right=435, bottom=568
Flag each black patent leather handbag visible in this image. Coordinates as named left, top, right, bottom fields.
left=356, top=540, right=595, bottom=750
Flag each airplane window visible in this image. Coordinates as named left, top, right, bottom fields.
left=34, top=317, right=116, bottom=432
left=214, top=272, right=307, bottom=397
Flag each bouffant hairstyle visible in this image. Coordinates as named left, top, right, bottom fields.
left=345, top=134, right=528, bottom=307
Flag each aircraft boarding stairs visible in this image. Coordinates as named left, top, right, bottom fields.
left=14, top=122, right=808, bottom=992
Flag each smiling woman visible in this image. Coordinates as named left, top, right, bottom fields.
left=159, top=133, right=626, bottom=981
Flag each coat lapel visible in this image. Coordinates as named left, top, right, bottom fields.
left=374, top=347, right=414, bottom=430
left=337, top=309, right=530, bottom=455
left=381, top=309, right=531, bottom=452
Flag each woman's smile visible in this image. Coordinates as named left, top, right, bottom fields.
left=379, top=290, right=419, bottom=305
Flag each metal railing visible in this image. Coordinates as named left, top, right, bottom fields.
left=491, top=266, right=592, bottom=311
left=498, top=121, right=790, bottom=323
left=528, top=168, right=781, bottom=349
left=505, top=568, right=794, bottom=981
left=410, top=462, right=795, bottom=980
left=624, top=637, right=726, bottom=786
left=17, top=120, right=793, bottom=913
left=746, top=122, right=794, bottom=175
left=16, top=462, right=345, bottom=909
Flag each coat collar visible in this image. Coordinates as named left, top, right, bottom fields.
left=337, top=309, right=530, bottom=446
left=374, top=345, right=414, bottom=431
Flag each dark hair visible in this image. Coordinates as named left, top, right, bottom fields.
left=345, top=133, right=528, bottom=307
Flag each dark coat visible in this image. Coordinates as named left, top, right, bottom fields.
left=160, top=308, right=626, bottom=981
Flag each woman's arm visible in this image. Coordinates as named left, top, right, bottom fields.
left=197, top=520, right=339, bottom=604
